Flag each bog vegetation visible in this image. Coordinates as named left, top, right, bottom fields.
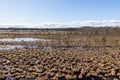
left=0, top=27, right=120, bottom=80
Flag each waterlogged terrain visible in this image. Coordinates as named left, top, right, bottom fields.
left=1, top=28, right=120, bottom=80
left=0, top=38, right=49, bottom=50
left=0, top=45, right=39, bottom=50
left=0, top=38, right=48, bottom=42
left=0, top=38, right=83, bottom=50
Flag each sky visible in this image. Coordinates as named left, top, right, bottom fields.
left=0, top=0, right=120, bottom=26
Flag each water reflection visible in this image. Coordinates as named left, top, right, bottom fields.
left=0, top=45, right=38, bottom=50
left=0, top=45, right=83, bottom=50
left=0, top=44, right=113, bottom=50
left=0, top=38, right=49, bottom=42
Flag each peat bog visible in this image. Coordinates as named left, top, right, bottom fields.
left=0, top=27, right=120, bottom=80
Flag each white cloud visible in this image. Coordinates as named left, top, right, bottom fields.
left=70, top=20, right=120, bottom=27
left=0, top=20, right=120, bottom=28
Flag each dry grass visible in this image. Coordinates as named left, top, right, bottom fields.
left=0, top=29, right=120, bottom=79
left=0, top=47, right=120, bottom=79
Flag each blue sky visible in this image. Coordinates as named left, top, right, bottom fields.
left=0, top=0, right=120, bottom=25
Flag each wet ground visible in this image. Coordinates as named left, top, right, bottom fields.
left=0, top=38, right=48, bottom=42
left=0, top=37, right=119, bottom=50
left=0, top=38, right=49, bottom=50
